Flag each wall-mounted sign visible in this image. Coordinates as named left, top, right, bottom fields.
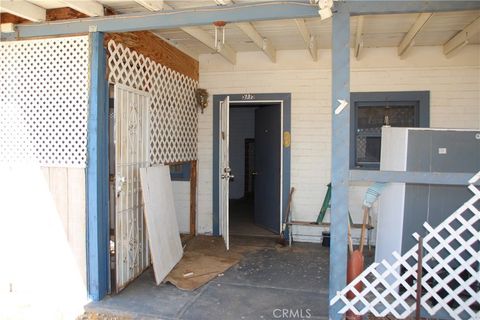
left=283, top=131, right=291, bottom=148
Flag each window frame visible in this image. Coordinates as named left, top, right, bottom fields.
left=350, top=91, right=430, bottom=170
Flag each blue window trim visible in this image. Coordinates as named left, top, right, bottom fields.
left=170, top=162, right=191, bottom=181
left=350, top=91, right=430, bottom=170
left=212, top=93, right=291, bottom=237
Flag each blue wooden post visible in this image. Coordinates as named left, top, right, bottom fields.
left=329, top=3, right=350, bottom=320
left=86, top=31, right=109, bottom=301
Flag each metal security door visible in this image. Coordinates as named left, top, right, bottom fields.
left=219, top=96, right=231, bottom=250
left=114, top=84, right=150, bottom=292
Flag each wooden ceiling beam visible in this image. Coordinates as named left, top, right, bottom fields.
left=60, top=1, right=104, bottom=17
left=235, top=22, right=276, bottom=62
left=398, top=12, right=433, bottom=58
left=153, top=3, right=236, bottom=64
left=295, top=18, right=318, bottom=61
left=354, top=16, right=364, bottom=60
left=443, top=16, right=480, bottom=57
left=0, top=0, right=45, bottom=22
left=134, top=0, right=164, bottom=11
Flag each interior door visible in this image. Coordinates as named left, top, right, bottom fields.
left=114, top=84, right=150, bottom=292
left=254, top=105, right=281, bottom=233
left=219, top=96, right=231, bottom=250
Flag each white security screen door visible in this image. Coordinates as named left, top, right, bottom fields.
left=219, top=96, right=231, bottom=250
left=114, top=84, right=150, bottom=292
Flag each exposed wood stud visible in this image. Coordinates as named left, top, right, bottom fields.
left=235, top=22, right=276, bottom=62
left=60, top=1, right=104, bottom=17
left=295, top=18, right=318, bottom=61
left=398, top=12, right=433, bottom=58
left=0, top=0, right=46, bottom=22
left=134, top=0, right=164, bottom=11
left=190, top=160, right=197, bottom=236
left=443, top=16, right=480, bottom=57
left=354, top=16, right=364, bottom=60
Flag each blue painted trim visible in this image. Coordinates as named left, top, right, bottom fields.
left=346, top=1, right=480, bottom=16
left=7, top=2, right=319, bottom=39
left=170, top=162, right=192, bottom=181
left=329, top=4, right=350, bottom=320
left=86, top=32, right=109, bottom=302
left=212, top=93, right=291, bottom=237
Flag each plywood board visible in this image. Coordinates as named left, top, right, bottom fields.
left=140, top=165, right=183, bottom=285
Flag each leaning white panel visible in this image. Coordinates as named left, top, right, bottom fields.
left=0, top=36, right=90, bottom=167
left=140, top=165, right=183, bottom=284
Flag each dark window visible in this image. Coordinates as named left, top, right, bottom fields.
left=169, top=162, right=191, bottom=181
left=351, top=92, right=429, bottom=169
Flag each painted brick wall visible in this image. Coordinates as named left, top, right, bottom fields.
left=196, top=46, right=480, bottom=242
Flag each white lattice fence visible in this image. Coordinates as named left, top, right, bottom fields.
left=0, top=36, right=90, bottom=167
left=107, top=40, right=198, bottom=164
left=331, top=172, right=480, bottom=320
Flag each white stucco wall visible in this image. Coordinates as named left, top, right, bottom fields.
left=196, top=46, right=480, bottom=242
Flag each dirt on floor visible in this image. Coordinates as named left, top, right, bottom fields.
left=166, top=235, right=293, bottom=290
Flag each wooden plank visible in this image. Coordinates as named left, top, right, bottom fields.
left=0, top=0, right=45, bottom=22
left=61, top=1, right=104, bottom=17
left=105, top=31, right=199, bottom=81
left=67, top=168, right=87, bottom=285
left=294, top=19, right=318, bottom=61
left=443, top=16, right=480, bottom=57
left=190, top=160, right=197, bottom=235
left=287, top=220, right=373, bottom=230
left=398, top=13, right=433, bottom=57
left=49, top=167, right=69, bottom=237
left=139, top=165, right=183, bottom=285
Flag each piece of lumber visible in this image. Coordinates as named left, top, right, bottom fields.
left=139, top=165, right=183, bottom=285
left=295, top=18, right=318, bottom=61
left=190, top=160, right=197, bottom=236
left=0, top=0, right=46, bottom=22
left=443, top=16, right=480, bottom=57
left=60, top=0, right=104, bottom=17
left=235, top=22, right=276, bottom=62
left=287, top=220, right=374, bottom=230
left=398, top=12, right=433, bottom=57
left=354, top=16, right=364, bottom=59
left=134, top=0, right=164, bottom=11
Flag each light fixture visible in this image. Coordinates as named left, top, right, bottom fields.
left=213, top=21, right=227, bottom=51
left=318, top=0, right=333, bottom=20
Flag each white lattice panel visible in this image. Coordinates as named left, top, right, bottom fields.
left=0, top=36, right=90, bottom=167
left=331, top=172, right=480, bottom=320
left=107, top=40, right=198, bottom=164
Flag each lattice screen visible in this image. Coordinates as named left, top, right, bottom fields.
left=0, top=36, right=90, bottom=167
left=331, top=172, right=480, bottom=320
left=107, top=40, right=198, bottom=164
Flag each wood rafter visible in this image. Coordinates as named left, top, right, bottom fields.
left=398, top=12, right=433, bottom=57
left=354, top=16, right=364, bottom=59
left=235, top=22, right=276, bottom=62
left=134, top=0, right=164, bottom=11
left=443, top=16, right=480, bottom=57
left=0, top=0, right=45, bottom=22
left=60, top=1, right=104, bottom=17
left=155, top=3, right=236, bottom=64
left=295, top=18, right=318, bottom=61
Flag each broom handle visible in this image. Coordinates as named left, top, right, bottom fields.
left=359, top=206, right=369, bottom=254
left=347, top=220, right=353, bottom=255
left=283, top=187, right=295, bottom=230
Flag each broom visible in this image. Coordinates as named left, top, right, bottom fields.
left=277, top=187, right=295, bottom=246
left=346, top=182, right=386, bottom=320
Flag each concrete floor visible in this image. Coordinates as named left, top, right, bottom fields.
left=85, top=236, right=333, bottom=320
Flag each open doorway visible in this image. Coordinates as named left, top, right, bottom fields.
left=213, top=93, right=291, bottom=248
left=228, top=104, right=281, bottom=237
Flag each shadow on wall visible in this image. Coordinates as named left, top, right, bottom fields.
left=0, top=165, right=88, bottom=319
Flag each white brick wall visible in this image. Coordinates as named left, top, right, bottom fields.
left=196, top=46, right=480, bottom=241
